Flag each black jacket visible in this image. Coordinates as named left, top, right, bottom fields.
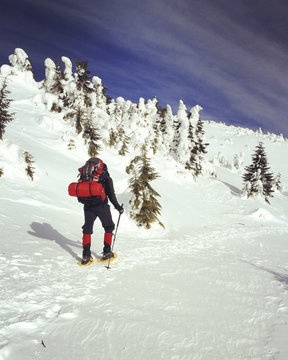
left=103, top=172, right=122, bottom=211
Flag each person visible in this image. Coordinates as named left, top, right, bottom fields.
left=80, top=158, right=123, bottom=265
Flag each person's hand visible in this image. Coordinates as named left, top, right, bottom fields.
left=119, top=206, right=124, bottom=214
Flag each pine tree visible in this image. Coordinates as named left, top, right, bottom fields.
left=67, top=139, right=76, bottom=150
left=23, top=151, right=35, bottom=181
left=126, top=145, right=164, bottom=229
left=0, top=77, right=15, bottom=140
left=0, top=168, right=3, bottom=178
left=82, top=119, right=101, bottom=157
left=185, top=121, right=199, bottom=174
left=185, top=117, right=208, bottom=177
left=109, top=128, right=118, bottom=148
left=75, top=107, right=84, bottom=134
left=75, top=60, right=94, bottom=107
left=161, top=104, right=174, bottom=154
left=171, top=100, right=190, bottom=162
left=185, top=106, right=208, bottom=177
left=233, top=153, right=243, bottom=171
left=103, top=86, right=113, bottom=105
left=242, top=142, right=274, bottom=203
left=152, top=121, right=161, bottom=155
left=51, top=60, right=64, bottom=95
left=273, top=173, right=282, bottom=192
left=118, top=128, right=130, bottom=156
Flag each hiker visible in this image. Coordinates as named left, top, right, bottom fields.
left=75, top=158, right=123, bottom=265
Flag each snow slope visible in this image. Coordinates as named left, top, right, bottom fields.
left=0, top=72, right=288, bottom=360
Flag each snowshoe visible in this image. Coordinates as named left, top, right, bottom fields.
left=97, top=251, right=118, bottom=263
left=101, top=251, right=115, bottom=261
left=77, top=256, right=94, bottom=267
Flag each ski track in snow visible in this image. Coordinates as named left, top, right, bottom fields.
left=1, top=223, right=288, bottom=360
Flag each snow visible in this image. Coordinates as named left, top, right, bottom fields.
left=0, top=61, right=288, bottom=360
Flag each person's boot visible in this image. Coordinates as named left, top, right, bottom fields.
left=101, top=233, right=114, bottom=260
left=81, top=234, right=93, bottom=265
left=101, top=249, right=115, bottom=261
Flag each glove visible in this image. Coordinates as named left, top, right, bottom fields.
left=118, top=205, right=124, bottom=214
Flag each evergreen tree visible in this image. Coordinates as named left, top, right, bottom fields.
left=0, top=168, right=3, bottom=178
left=185, top=106, right=208, bottom=177
left=161, top=104, right=175, bottom=154
left=273, top=173, right=282, bottom=192
left=185, top=121, right=199, bottom=175
left=171, top=100, right=190, bottom=162
left=82, top=119, right=101, bottom=157
left=75, top=60, right=94, bottom=107
left=152, top=121, right=161, bottom=155
left=103, top=86, right=113, bottom=105
left=233, top=153, right=243, bottom=171
left=108, top=128, right=118, bottom=148
left=185, top=117, right=208, bottom=177
left=67, top=139, right=76, bottom=150
left=51, top=60, right=64, bottom=95
left=0, top=77, right=15, bottom=140
left=118, top=128, right=130, bottom=156
left=158, top=106, right=168, bottom=133
left=126, top=146, right=164, bottom=229
left=171, top=115, right=181, bottom=154
left=23, top=151, right=35, bottom=181
left=91, top=76, right=109, bottom=110
left=195, top=118, right=208, bottom=156
left=75, top=107, right=84, bottom=134
left=242, top=142, right=274, bottom=203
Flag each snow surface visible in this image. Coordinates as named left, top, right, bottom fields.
left=0, top=72, right=288, bottom=360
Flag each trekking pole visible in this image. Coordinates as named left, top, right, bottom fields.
left=106, top=204, right=123, bottom=269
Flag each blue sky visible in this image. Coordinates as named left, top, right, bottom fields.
left=1, top=0, right=288, bottom=136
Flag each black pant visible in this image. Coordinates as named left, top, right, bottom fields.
left=82, top=203, right=115, bottom=235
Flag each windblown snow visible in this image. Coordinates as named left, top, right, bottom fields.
left=0, top=49, right=288, bottom=360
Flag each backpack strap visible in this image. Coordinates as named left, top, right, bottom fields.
left=78, top=158, right=104, bottom=182
left=94, top=159, right=103, bottom=178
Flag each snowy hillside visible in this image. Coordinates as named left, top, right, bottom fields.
left=0, top=49, right=288, bottom=360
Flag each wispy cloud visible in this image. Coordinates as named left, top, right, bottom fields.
left=1, top=0, right=287, bottom=135
left=63, top=0, right=287, bottom=134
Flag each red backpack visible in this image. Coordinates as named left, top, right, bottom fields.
left=68, top=158, right=106, bottom=205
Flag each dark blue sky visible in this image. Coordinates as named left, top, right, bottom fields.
left=1, top=0, right=288, bottom=136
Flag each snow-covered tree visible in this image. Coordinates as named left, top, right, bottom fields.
left=92, top=76, right=108, bottom=110
left=82, top=119, right=101, bottom=157
left=44, top=58, right=57, bottom=93
left=185, top=106, right=208, bottom=177
left=23, top=151, right=35, bottom=181
left=233, top=153, right=244, bottom=171
left=118, top=128, right=130, bottom=156
left=61, top=60, right=97, bottom=137
left=160, top=104, right=175, bottom=154
left=242, top=142, right=274, bottom=203
left=75, top=107, right=84, bottom=134
left=75, top=60, right=94, bottom=107
left=0, top=77, right=14, bottom=140
left=8, top=48, right=33, bottom=73
left=61, top=56, right=73, bottom=82
left=67, top=139, right=76, bottom=150
left=110, top=97, right=133, bottom=153
left=42, top=58, right=65, bottom=112
left=126, top=145, right=164, bottom=229
left=53, top=61, right=64, bottom=95
left=171, top=100, right=190, bottom=163
left=272, top=173, right=282, bottom=192
left=108, top=128, right=117, bottom=148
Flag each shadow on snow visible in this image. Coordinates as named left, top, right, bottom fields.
left=220, top=181, right=243, bottom=196
left=27, top=222, right=85, bottom=261
left=244, top=260, right=288, bottom=290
